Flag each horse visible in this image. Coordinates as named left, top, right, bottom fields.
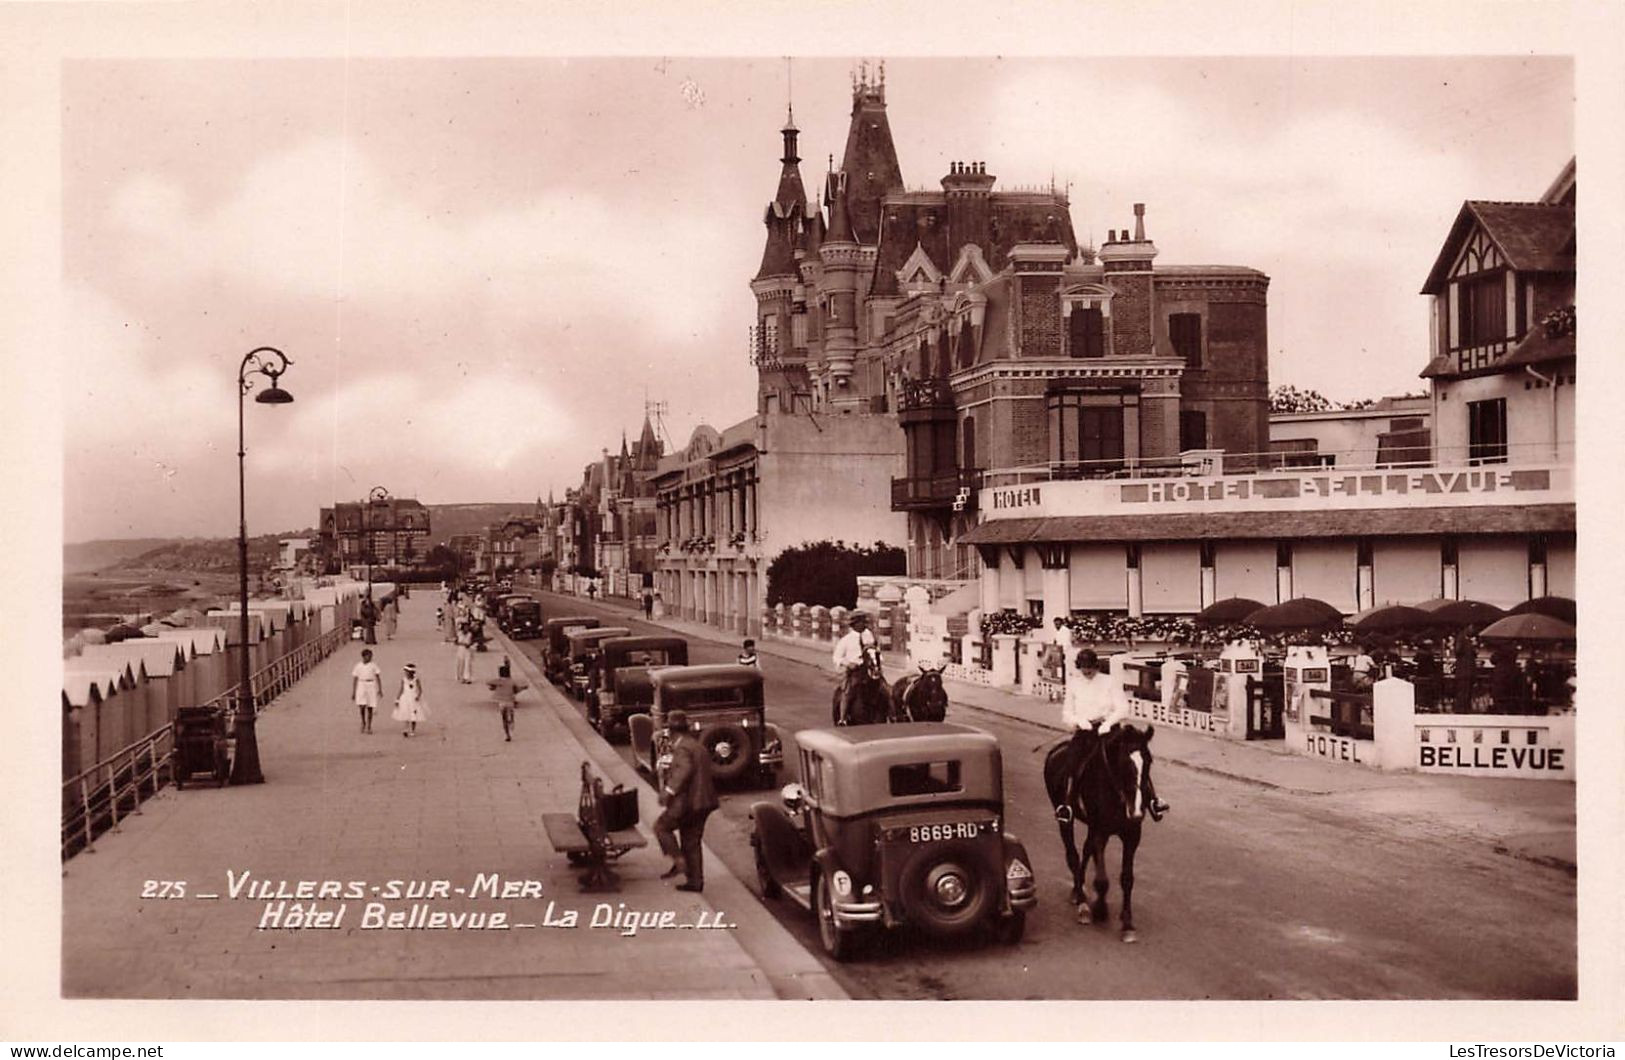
left=890, top=662, right=949, bottom=722
left=1041, top=725, right=1160, bottom=942
left=832, top=647, right=893, bottom=726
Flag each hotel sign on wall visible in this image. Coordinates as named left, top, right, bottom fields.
left=982, top=465, right=1571, bottom=519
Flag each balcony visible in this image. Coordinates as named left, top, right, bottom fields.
left=897, top=377, right=953, bottom=413
left=891, top=469, right=983, bottom=512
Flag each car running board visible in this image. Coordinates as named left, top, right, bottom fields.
left=785, top=883, right=813, bottom=912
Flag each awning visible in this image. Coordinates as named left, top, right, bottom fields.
left=959, top=504, right=1575, bottom=546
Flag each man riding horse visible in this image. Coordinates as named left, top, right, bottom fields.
left=831, top=611, right=886, bottom=725
left=1054, top=648, right=1170, bottom=824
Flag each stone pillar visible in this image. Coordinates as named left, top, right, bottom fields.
left=980, top=559, right=1000, bottom=616
left=1372, top=677, right=1416, bottom=772
left=792, top=603, right=807, bottom=639
left=1041, top=566, right=1070, bottom=628
left=990, top=633, right=1019, bottom=688
left=812, top=605, right=831, bottom=642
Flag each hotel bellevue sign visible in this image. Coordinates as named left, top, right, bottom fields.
left=981, top=464, right=1572, bottom=520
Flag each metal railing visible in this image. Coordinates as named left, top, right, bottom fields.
left=61, top=622, right=350, bottom=861
left=981, top=440, right=1575, bottom=488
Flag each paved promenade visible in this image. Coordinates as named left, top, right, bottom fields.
left=61, top=590, right=844, bottom=1000
left=585, top=593, right=1576, bottom=874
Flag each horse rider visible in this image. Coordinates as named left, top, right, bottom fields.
left=831, top=611, right=881, bottom=723
left=1054, top=648, right=1169, bottom=823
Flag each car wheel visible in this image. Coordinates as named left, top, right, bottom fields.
left=753, top=840, right=781, bottom=900
left=897, top=840, right=997, bottom=939
left=701, top=723, right=753, bottom=784
left=814, top=871, right=857, bottom=962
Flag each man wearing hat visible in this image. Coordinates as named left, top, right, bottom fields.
left=1055, top=649, right=1132, bottom=823
left=654, top=709, right=719, bottom=892
left=831, top=610, right=881, bottom=724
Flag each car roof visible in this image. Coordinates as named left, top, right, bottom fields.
left=650, top=662, right=763, bottom=690
left=544, top=615, right=599, bottom=628
left=567, top=626, right=630, bottom=643
left=798, top=722, right=997, bottom=755
left=602, top=635, right=687, bottom=653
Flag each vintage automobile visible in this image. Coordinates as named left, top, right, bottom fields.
left=750, top=722, right=1036, bottom=961
left=564, top=626, right=632, bottom=699
left=628, top=664, right=783, bottom=788
left=542, top=616, right=600, bottom=683
left=503, top=598, right=544, bottom=640
left=494, top=593, right=531, bottom=630
left=586, top=635, right=689, bottom=741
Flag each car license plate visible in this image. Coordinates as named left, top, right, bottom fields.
left=907, top=821, right=983, bottom=843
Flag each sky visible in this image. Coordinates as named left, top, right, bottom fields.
left=60, top=53, right=1573, bottom=542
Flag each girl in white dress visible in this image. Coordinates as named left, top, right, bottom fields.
left=393, top=663, right=428, bottom=737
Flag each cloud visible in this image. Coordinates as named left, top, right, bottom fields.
left=102, top=136, right=730, bottom=348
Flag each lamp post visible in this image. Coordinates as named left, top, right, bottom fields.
left=232, top=346, right=294, bottom=786
left=363, top=485, right=389, bottom=643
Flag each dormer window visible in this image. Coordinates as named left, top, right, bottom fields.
left=1061, top=285, right=1113, bottom=359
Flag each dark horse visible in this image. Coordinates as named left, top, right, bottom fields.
left=1042, top=725, right=1160, bottom=942
left=890, top=662, right=949, bottom=722
left=832, top=647, right=893, bottom=725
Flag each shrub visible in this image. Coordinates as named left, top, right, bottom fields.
left=766, top=540, right=905, bottom=608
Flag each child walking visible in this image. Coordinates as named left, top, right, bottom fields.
left=393, top=663, right=428, bottom=737
left=486, top=658, right=528, bottom=742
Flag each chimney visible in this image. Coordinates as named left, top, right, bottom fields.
left=1133, top=203, right=1146, bottom=241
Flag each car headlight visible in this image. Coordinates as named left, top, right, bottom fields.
left=832, top=871, right=853, bottom=897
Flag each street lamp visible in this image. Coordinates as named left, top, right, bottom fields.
left=363, top=485, right=389, bottom=643
left=232, top=346, right=294, bottom=786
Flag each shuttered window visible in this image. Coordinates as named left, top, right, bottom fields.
left=1291, top=540, right=1359, bottom=613
left=1213, top=542, right=1278, bottom=604
left=1068, top=544, right=1128, bottom=610
left=1457, top=536, right=1529, bottom=609
left=1069, top=306, right=1105, bottom=358
left=1371, top=539, right=1442, bottom=606
left=1140, top=542, right=1202, bottom=614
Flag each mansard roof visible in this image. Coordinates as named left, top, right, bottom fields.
left=1421, top=200, right=1575, bottom=295
left=870, top=192, right=1077, bottom=296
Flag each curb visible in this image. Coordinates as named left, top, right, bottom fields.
left=493, top=627, right=850, bottom=1001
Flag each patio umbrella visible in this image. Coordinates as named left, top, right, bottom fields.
left=1425, top=599, right=1505, bottom=629
left=1507, top=596, right=1576, bottom=626
left=1479, top=612, right=1575, bottom=643
left=1346, top=604, right=1432, bottom=635
left=1246, top=597, right=1343, bottom=631
left=1411, top=597, right=1455, bottom=613
left=1195, top=597, right=1267, bottom=626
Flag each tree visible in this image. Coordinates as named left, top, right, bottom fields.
left=1269, top=385, right=1338, bottom=414
left=423, top=544, right=465, bottom=578
left=765, top=540, right=907, bottom=608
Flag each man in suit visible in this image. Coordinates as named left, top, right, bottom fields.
left=654, top=709, right=719, bottom=893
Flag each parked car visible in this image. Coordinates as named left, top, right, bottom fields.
left=542, top=616, right=600, bottom=683
left=563, top=627, right=632, bottom=699
left=504, top=598, right=544, bottom=640
left=629, top=664, right=783, bottom=788
left=586, top=635, right=689, bottom=741
left=750, top=722, right=1036, bottom=961
left=495, top=593, right=531, bottom=630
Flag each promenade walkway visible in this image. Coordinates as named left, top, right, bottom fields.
left=583, top=592, right=1576, bottom=874
left=61, top=590, right=843, bottom=1000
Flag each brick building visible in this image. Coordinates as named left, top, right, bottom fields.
left=319, top=497, right=431, bottom=574
left=958, top=161, right=1576, bottom=619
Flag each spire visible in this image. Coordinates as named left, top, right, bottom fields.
left=637, top=412, right=660, bottom=467
left=825, top=169, right=855, bottom=244
left=619, top=430, right=630, bottom=462
left=839, top=58, right=904, bottom=245
left=755, top=103, right=809, bottom=281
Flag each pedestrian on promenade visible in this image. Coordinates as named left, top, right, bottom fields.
left=486, top=658, right=528, bottom=742
left=360, top=593, right=379, bottom=645
left=653, top=709, right=719, bottom=893
left=393, top=663, right=428, bottom=737
left=350, top=648, right=383, bottom=734
left=737, top=639, right=760, bottom=667
left=384, top=599, right=398, bottom=641
left=456, top=623, right=476, bottom=683
left=641, top=588, right=654, bottom=619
